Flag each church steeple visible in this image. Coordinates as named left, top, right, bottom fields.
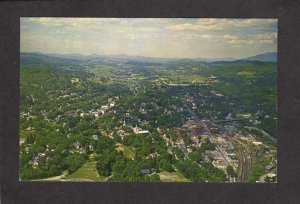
left=123, top=118, right=126, bottom=127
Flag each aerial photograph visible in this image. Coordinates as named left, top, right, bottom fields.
left=20, top=18, right=277, bottom=182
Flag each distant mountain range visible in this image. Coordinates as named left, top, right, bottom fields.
left=241, top=52, right=277, bottom=62
left=21, top=52, right=277, bottom=63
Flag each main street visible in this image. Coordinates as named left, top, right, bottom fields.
left=184, top=96, right=254, bottom=182
left=188, top=108, right=232, bottom=167
left=206, top=110, right=253, bottom=182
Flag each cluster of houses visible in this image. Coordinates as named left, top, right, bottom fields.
left=159, top=114, right=241, bottom=173
left=213, top=136, right=238, bottom=169
left=29, top=152, right=45, bottom=167
left=182, top=119, right=205, bottom=145
left=80, top=97, right=118, bottom=118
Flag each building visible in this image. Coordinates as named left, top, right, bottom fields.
left=190, top=135, right=200, bottom=144
left=71, top=78, right=79, bottom=83
left=141, top=169, right=151, bottom=175
left=253, top=141, right=262, bottom=146
left=212, top=159, right=227, bottom=169
left=101, top=105, right=109, bottom=110
left=91, top=111, right=100, bottom=117
left=132, top=126, right=150, bottom=134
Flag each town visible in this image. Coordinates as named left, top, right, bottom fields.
left=19, top=52, right=277, bottom=182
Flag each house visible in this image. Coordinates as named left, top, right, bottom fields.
left=204, top=155, right=210, bottom=162
left=25, top=146, right=30, bottom=153
left=92, top=112, right=100, bottom=117
left=137, top=130, right=150, bottom=134
left=37, top=153, right=46, bottom=157
left=190, top=136, right=200, bottom=144
left=265, top=165, right=273, bottom=171
left=147, top=152, right=160, bottom=159
left=212, top=159, right=227, bottom=169
left=32, top=160, right=39, bottom=166
left=92, top=135, right=98, bottom=140
left=267, top=173, right=276, bottom=178
left=187, top=148, right=193, bottom=153
left=71, top=78, right=79, bottom=83
left=26, top=126, right=33, bottom=131
left=132, top=126, right=150, bottom=134
left=226, top=149, right=236, bottom=156
left=101, top=105, right=109, bottom=110
left=108, top=97, right=113, bottom=103
left=74, top=141, right=82, bottom=149
left=77, top=148, right=86, bottom=154
left=117, top=130, right=125, bottom=137
left=141, top=169, right=151, bottom=175
left=141, top=120, right=150, bottom=126
left=110, top=102, right=115, bottom=108
left=253, top=141, right=262, bottom=146
left=98, top=109, right=106, bottom=115
left=139, top=108, right=147, bottom=114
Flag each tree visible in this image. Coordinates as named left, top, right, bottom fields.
left=226, top=165, right=237, bottom=178
left=174, top=147, right=185, bottom=160
left=114, top=135, right=122, bottom=143
left=189, top=152, right=203, bottom=163
left=26, top=134, right=36, bottom=144
left=94, top=136, right=114, bottom=154
left=145, top=174, right=161, bottom=182
left=64, top=154, right=86, bottom=174
left=264, top=176, right=276, bottom=183
left=96, top=150, right=118, bottom=176
left=159, top=159, right=175, bottom=172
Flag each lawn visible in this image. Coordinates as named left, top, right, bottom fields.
left=66, top=161, right=105, bottom=181
left=116, top=144, right=135, bottom=160
left=158, top=171, right=190, bottom=182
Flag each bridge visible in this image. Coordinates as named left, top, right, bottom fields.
left=214, top=119, right=247, bottom=124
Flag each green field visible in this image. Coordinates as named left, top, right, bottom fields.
left=66, top=161, right=106, bottom=181
left=158, top=170, right=190, bottom=182
left=237, top=71, right=256, bottom=78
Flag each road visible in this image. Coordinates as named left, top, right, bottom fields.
left=183, top=105, right=235, bottom=175
left=32, top=171, right=68, bottom=181
left=245, top=126, right=277, bottom=143
left=202, top=121, right=231, bottom=166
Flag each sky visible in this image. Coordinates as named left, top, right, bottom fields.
left=20, top=18, right=277, bottom=59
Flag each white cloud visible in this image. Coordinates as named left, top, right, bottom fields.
left=21, top=18, right=277, bottom=58
left=166, top=23, right=223, bottom=31
left=168, top=19, right=277, bottom=32
left=200, top=32, right=277, bottom=46
left=222, top=34, right=239, bottom=40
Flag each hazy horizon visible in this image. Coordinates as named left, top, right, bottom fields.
left=21, top=50, right=277, bottom=61
left=21, top=18, right=277, bottom=59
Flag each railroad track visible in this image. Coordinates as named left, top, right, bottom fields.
left=230, top=137, right=253, bottom=182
